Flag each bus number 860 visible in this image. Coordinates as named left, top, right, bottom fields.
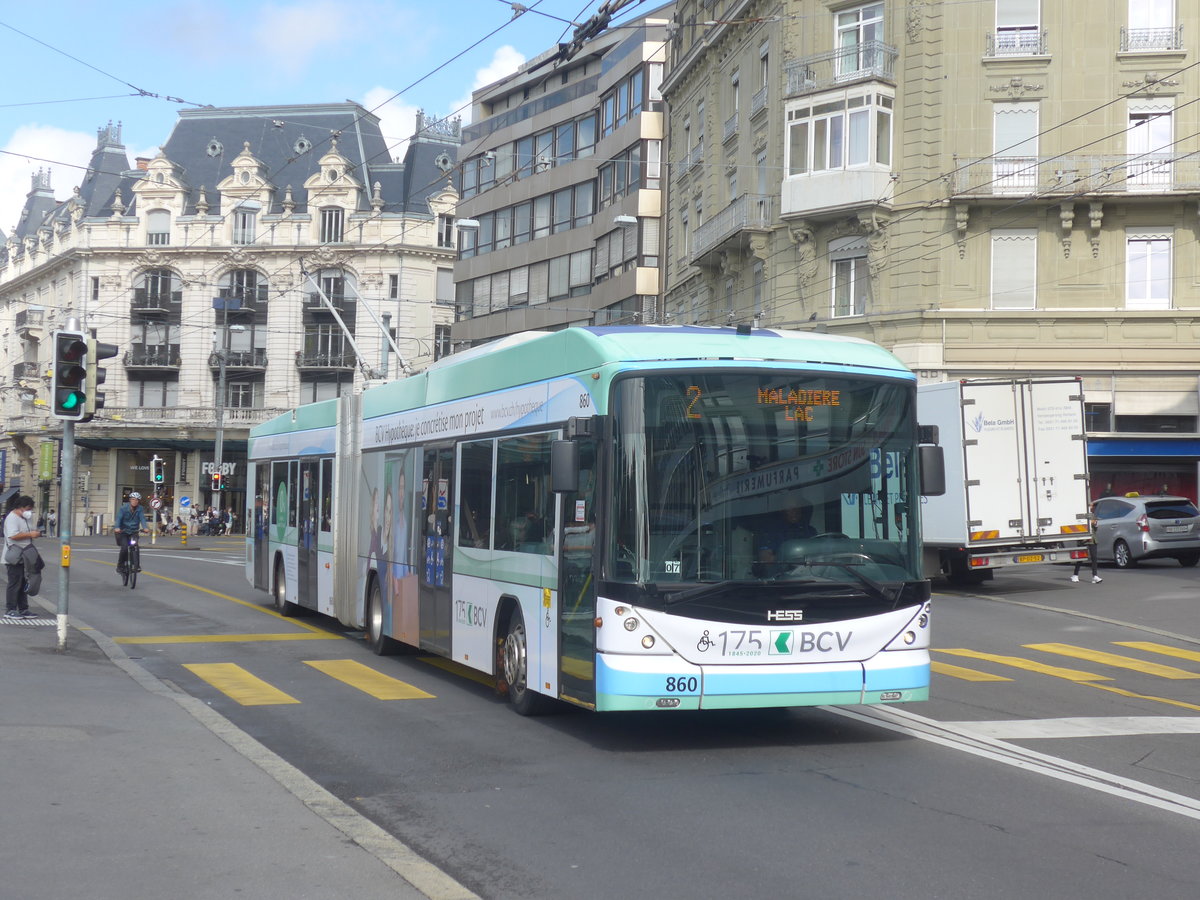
left=665, top=676, right=698, bottom=693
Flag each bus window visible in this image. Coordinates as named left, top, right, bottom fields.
left=320, top=457, right=333, bottom=533
left=458, top=440, right=494, bottom=548
left=496, top=432, right=554, bottom=553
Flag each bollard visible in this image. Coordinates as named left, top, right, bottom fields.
left=180, top=523, right=188, bottom=547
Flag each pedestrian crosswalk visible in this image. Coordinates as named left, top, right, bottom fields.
left=933, top=640, right=1200, bottom=713
left=183, top=659, right=437, bottom=706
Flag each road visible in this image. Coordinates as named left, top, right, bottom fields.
left=56, top=536, right=1200, bottom=899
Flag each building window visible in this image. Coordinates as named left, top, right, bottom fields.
left=752, top=260, right=765, bottom=316
left=990, top=229, right=1037, bottom=309
left=993, top=0, right=1041, bottom=55
left=830, top=236, right=869, bottom=317
left=233, top=209, right=256, bottom=245
left=437, top=268, right=454, bottom=305
left=993, top=101, right=1039, bottom=192
left=91, top=276, right=100, bottom=303
left=226, top=380, right=263, bottom=409
left=786, top=90, right=893, bottom=175
left=1125, top=0, right=1177, bottom=51
left=1127, top=100, right=1173, bottom=190
left=134, top=379, right=180, bottom=407
left=835, top=3, right=884, bottom=78
left=389, top=273, right=400, bottom=300
left=1126, top=229, right=1171, bottom=310
left=146, top=209, right=170, bottom=245
left=437, top=214, right=455, bottom=248
left=434, top=324, right=451, bottom=360
left=319, top=207, right=344, bottom=243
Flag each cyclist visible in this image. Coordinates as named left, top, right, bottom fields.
left=115, top=492, right=149, bottom=576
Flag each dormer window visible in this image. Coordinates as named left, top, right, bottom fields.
left=146, top=209, right=171, bottom=245
left=320, top=207, right=344, bottom=243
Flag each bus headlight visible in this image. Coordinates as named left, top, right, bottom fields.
left=902, top=631, right=916, bottom=645
left=624, top=617, right=639, bottom=632
left=641, top=635, right=656, bottom=649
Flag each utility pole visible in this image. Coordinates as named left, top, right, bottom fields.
left=212, top=292, right=231, bottom=497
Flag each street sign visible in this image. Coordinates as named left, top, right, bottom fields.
left=180, top=496, right=191, bottom=508
left=150, top=496, right=163, bottom=510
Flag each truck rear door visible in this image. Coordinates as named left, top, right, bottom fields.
left=961, top=382, right=1028, bottom=542
left=1025, top=380, right=1089, bottom=537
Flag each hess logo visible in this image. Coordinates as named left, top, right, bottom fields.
left=767, top=609, right=804, bottom=622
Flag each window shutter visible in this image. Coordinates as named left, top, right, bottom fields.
left=991, top=229, right=1037, bottom=309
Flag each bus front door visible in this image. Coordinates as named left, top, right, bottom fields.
left=297, top=460, right=319, bottom=608
left=558, top=440, right=597, bottom=708
left=419, top=446, right=454, bottom=654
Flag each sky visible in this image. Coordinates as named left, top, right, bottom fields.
left=0, top=0, right=602, bottom=233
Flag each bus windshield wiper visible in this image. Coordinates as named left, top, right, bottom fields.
left=659, top=581, right=738, bottom=605
left=788, top=558, right=900, bottom=607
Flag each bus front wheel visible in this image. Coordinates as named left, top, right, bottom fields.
left=502, top=611, right=554, bottom=716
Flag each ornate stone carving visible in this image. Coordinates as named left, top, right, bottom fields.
left=989, top=76, right=1044, bottom=98
left=954, top=204, right=970, bottom=259
left=1122, top=72, right=1180, bottom=95
left=788, top=221, right=819, bottom=288
left=1088, top=202, right=1104, bottom=258
left=906, top=1, right=925, bottom=44
left=1059, top=202, right=1075, bottom=258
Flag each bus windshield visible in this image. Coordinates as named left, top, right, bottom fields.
left=609, top=372, right=923, bottom=597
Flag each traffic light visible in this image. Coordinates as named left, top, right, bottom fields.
left=211, top=472, right=224, bottom=492
left=51, top=329, right=89, bottom=421
left=151, top=456, right=165, bottom=486
left=83, top=337, right=119, bottom=422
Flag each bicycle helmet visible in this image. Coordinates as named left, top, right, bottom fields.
left=128, top=491, right=142, bottom=500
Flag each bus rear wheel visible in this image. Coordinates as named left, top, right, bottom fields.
left=273, top=559, right=298, bottom=617
left=366, top=578, right=397, bottom=655
left=502, top=610, right=554, bottom=716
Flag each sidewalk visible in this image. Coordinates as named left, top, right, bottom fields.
left=0, top=596, right=478, bottom=899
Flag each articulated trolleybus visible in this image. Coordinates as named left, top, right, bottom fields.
left=247, top=326, right=942, bottom=714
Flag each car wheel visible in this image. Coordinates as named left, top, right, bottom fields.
left=1113, top=540, right=1136, bottom=569
left=1176, top=552, right=1200, bottom=568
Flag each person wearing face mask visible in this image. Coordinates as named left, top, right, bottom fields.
left=4, top=495, right=41, bottom=618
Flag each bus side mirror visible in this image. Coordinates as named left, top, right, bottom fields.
left=919, top=445, right=945, bottom=497
left=551, top=440, right=579, bottom=493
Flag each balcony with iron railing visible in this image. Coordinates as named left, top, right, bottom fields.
left=950, top=153, right=1200, bottom=197
left=750, top=84, right=769, bottom=117
left=1120, top=24, right=1184, bottom=52
left=985, top=28, right=1048, bottom=57
left=208, top=348, right=268, bottom=370
left=124, top=344, right=182, bottom=369
left=785, top=40, right=897, bottom=98
left=215, top=285, right=269, bottom=311
left=12, top=361, right=41, bottom=381
left=132, top=288, right=182, bottom=313
left=295, top=348, right=356, bottom=370
left=691, top=193, right=774, bottom=266
left=723, top=112, right=738, bottom=142
left=306, top=292, right=347, bottom=313
left=101, top=406, right=286, bottom=427
left=15, top=307, right=45, bottom=340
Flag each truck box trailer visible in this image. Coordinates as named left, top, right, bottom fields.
left=918, top=378, right=1091, bottom=583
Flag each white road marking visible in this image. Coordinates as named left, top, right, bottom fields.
left=940, top=716, right=1200, bottom=740
left=828, top=705, right=1200, bottom=821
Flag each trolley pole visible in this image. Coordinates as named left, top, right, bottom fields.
left=58, top=419, right=74, bottom=651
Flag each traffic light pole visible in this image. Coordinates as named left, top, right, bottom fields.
left=58, top=401, right=75, bottom=651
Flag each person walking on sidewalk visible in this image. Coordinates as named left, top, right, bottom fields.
left=4, top=495, right=41, bottom=618
left=1071, top=504, right=1102, bottom=584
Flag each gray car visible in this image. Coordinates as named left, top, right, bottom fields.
left=1092, top=495, right=1200, bottom=568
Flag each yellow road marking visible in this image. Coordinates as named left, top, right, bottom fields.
left=931, top=660, right=1012, bottom=682
left=183, top=663, right=300, bottom=706
left=1083, top=682, right=1200, bottom=713
left=304, top=659, right=434, bottom=699
left=419, top=655, right=494, bottom=688
left=1115, top=641, right=1200, bottom=664
left=1025, top=643, right=1200, bottom=680
left=115, top=633, right=341, bottom=644
left=934, top=649, right=1110, bottom=682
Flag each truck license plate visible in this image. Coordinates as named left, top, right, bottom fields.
left=1016, top=554, right=1044, bottom=563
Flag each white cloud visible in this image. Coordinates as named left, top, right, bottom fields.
left=0, top=125, right=96, bottom=238
left=254, top=2, right=356, bottom=76
left=360, top=87, right=421, bottom=163
left=451, top=45, right=526, bottom=124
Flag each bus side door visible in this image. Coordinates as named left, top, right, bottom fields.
left=420, top=446, right=454, bottom=654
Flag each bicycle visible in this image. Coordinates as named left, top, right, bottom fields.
left=118, top=531, right=144, bottom=589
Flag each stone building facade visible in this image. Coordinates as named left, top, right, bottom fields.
left=662, top=0, right=1200, bottom=498
left=0, top=105, right=462, bottom=529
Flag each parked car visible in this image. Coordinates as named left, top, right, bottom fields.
left=1092, top=495, right=1200, bottom=568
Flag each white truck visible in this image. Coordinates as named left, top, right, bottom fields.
left=918, top=378, right=1091, bottom=583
